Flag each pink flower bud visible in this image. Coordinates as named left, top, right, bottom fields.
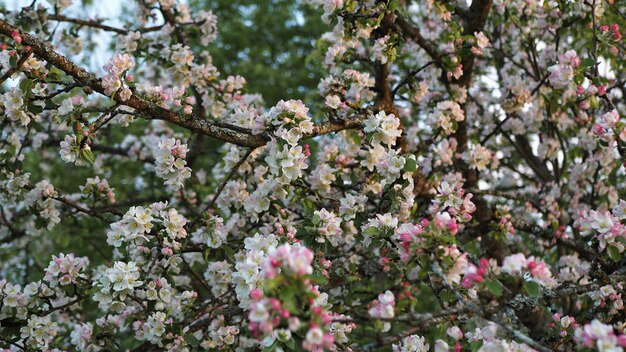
left=323, top=333, right=335, bottom=345
left=580, top=100, right=590, bottom=110
left=249, top=288, right=263, bottom=300
left=270, top=298, right=281, bottom=310
left=321, top=312, right=333, bottom=324
left=617, top=334, right=626, bottom=347
left=270, top=258, right=281, bottom=268
left=592, top=124, right=606, bottom=135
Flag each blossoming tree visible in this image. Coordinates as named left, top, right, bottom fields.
left=1, top=0, right=626, bottom=351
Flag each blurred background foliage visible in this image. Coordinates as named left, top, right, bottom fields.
left=189, top=0, right=327, bottom=106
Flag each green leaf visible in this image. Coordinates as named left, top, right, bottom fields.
left=80, top=148, right=95, bottom=164
left=9, top=54, right=18, bottom=68
left=523, top=280, right=541, bottom=297
left=580, top=58, right=596, bottom=67
left=184, top=334, right=200, bottom=347
left=589, top=96, right=599, bottom=109
left=302, top=198, right=315, bottom=215
left=388, top=0, right=399, bottom=11
left=607, top=245, right=621, bottom=262
left=404, top=156, right=417, bottom=173
left=7, top=144, right=17, bottom=156
left=285, top=338, right=296, bottom=351
left=27, top=103, right=43, bottom=114
left=363, top=227, right=380, bottom=237
left=305, top=273, right=328, bottom=285
left=47, top=67, right=63, bottom=81
left=487, top=279, right=504, bottom=297
left=223, top=245, right=235, bottom=259
left=278, top=287, right=298, bottom=313
left=311, top=213, right=321, bottom=225
left=469, top=340, right=484, bottom=352
left=19, top=79, right=34, bottom=94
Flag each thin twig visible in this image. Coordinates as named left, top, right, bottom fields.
left=189, top=148, right=254, bottom=229
left=0, top=52, right=32, bottom=84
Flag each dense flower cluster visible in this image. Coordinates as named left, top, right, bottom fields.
left=548, top=50, right=580, bottom=89
left=102, top=53, right=134, bottom=101
left=2, top=0, right=626, bottom=350
left=392, top=334, right=430, bottom=352
left=577, top=204, right=626, bottom=255
left=80, top=176, right=116, bottom=204
left=574, top=320, right=626, bottom=351
left=501, top=253, right=557, bottom=288
left=151, top=137, right=192, bottom=190
left=43, top=253, right=89, bottom=287
left=368, top=290, right=395, bottom=319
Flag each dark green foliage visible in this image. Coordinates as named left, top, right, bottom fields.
left=189, top=0, right=328, bottom=105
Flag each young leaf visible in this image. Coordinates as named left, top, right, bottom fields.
left=607, top=245, right=621, bottom=262
left=523, top=281, right=541, bottom=297
left=487, top=279, right=504, bottom=297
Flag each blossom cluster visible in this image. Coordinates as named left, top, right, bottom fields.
left=3, top=0, right=626, bottom=350
left=102, top=53, right=134, bottom=101
left=574, top=320, right=626, bottom=351
left=368, top=290, right=395, bottom=319
left=43, top=252, right=89, bottom=287
left=547, top=50, right=580, bottom=89
left=577, top=204, right=626, bottom=255
left=80, top=176, right=116, bottom=204
left=151, top=137, right=192, bottom=190
left=500, top=253, right=557, bottom=288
